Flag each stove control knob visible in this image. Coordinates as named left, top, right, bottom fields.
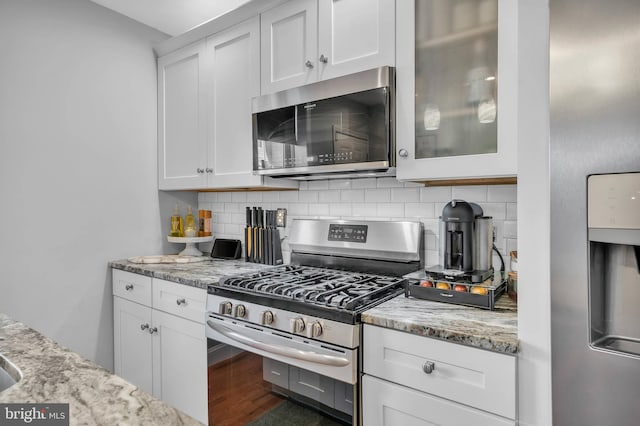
left=218, top=301, right=232, bottom=315
left=234, top=304, right=246, bottom=318
left=291, top=317, right=306, bottom=334
left=308, top=321, right=323, bottom=338
left=261, top=311, right=274, bottom=325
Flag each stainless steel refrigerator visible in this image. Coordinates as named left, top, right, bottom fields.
left=550, top=0, right=640, bottom=425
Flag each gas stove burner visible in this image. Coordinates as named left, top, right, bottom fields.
left=216, top=264, right=406, bottom=314
left=210, top=219, right=424, bottom=324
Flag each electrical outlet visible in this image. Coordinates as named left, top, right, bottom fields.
left=276, top=208, right=287, bottom=227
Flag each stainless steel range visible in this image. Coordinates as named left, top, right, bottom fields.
left=205, top=219, right=423, bottom=425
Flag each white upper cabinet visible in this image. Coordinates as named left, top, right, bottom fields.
left=261, top=0, right=396, bottom=95
left=206, top=17, right=266, bottom=188
left=158, top=42, right=208, bottom=190
left=395, top=0, right=517, bottom=181
left=158, top=18, right=297, bottom=191
left=317, top=0, right=395, bottom=81
left=261, top=0, right=318, bottom=94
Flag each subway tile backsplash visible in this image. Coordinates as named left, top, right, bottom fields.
left=198, top=178, right=517, bottom=270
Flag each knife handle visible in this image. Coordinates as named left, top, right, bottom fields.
left=245, top=227, right=251, bottom=262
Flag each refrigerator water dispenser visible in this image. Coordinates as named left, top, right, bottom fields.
left=588, top=173, right=640, bottom=357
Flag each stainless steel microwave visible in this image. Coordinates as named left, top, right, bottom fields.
left=252, top=66, right=395, bottom=180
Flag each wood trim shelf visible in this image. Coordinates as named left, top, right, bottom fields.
left=197, top=187, right=299, bottom=192
left=416, top=177, right=517, bottom=186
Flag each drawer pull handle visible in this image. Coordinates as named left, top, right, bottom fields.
left=125, top=284, right=134, bottom=291
left=423, top=361, right=435, bottom=374
left=176, top=298, right=186, bottom=306
left=439, top=292, right=453, bottom=298
left=140, top=323, right=149, bottom=331
left=148, top=326, right=158, bottom=335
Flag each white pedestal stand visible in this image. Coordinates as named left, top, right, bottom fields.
left=167, top=236, right=214, bottom=256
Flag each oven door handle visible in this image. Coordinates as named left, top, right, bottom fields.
left=207, top=320, right=350, bottom=367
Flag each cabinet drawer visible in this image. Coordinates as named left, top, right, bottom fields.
left=363, top=325, right=516, bottom=419
left=263, top=357, right=289, bottom=389
left=112, top=269, right=152, bottom=305
left=289, top=366, right=335, bottom=408
left=362, top=375, right=515, bottom=426
left=152, top=279, right=206, bottom=323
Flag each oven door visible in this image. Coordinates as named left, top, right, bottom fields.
left=206, top=313, right=356, bottom=425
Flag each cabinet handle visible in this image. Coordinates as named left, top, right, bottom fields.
left=422, top=361, right=435, bottom=374
left=125, top=284, right=134, bottom=291
left=176, top=298, right=186, bottom=306
left=205, top=168, right=213, bottom=173
left=140, top=323, right=149, bottom=331
left=197, top=168, right=205, bottom=173
left=398, top=148, right=409, bottom=158
left=319, top=54, right=328, bottom=64
left=305, top=60, right=314, bottom=69
left=148, top=326, right=158, bottom=335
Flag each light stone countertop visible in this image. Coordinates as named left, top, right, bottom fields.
left=362, top=294, right=518, bottom=354
left=109, top=258, right=272, bottom=289
left=0, top=313, right=201, bottom=425
left=110, top=258, right=518, bottom=354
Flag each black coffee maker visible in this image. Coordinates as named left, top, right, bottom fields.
left=427, top=200, right=494, bottom=283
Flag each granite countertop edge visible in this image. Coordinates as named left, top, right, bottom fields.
left=0, top=313, right=201, bottom=425
left=109, top=258, right=272, bottom=290
left=361, top=296, right=519, bottom=355
left=109, top=259, right=519, bottom=354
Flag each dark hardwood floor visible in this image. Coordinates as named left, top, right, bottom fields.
left=208, top=352, right=285, bottom=425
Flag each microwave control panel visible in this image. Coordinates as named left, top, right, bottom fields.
left=328, top=224, right=368, bottom=243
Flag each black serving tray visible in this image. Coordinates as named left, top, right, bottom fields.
left=403, top=271, right=506, bottom=310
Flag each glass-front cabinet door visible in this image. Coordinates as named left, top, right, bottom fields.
left=396, top=0, right=517, bottom=181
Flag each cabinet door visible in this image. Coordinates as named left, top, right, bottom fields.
left=158, top=42, right=208, bottom=190
left=395, top=0, right=517, bottom=181
left=261, top=0, right=318, bottom=94
left=317, top=0, right=395, bottom=81
left=151, top=309, right=207, bottom=424
left=363, top=325, right=516, bottom=419
left=113, top=297, right=153, bottom=395
left=362, top=375, right=515, bottom=426
left=206, top=17, right=264, bottom=188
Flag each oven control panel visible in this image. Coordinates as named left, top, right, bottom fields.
left=328, top=224, right=368, bottom=243
left=206, top=294, right=359, bottom=349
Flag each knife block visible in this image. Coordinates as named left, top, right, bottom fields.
left=245, top=207, right=284, bottom=265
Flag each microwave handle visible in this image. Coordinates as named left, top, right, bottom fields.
left=206, top=320, right=349, bottom=367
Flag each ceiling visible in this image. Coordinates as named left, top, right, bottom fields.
left=89, top=0, right=251, bottom=36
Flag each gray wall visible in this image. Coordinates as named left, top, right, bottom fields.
left=0, top=0, right=195, bottom=370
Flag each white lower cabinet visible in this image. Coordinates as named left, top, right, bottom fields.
left=113, top=296, right=153, bottom=394
left=362, top=324, right=516, bottom=425
left=151, top=309, right=207, bottom=423
left=112, top=270, right=208, bottom=424
left=362, top=375, right=513, bottom=426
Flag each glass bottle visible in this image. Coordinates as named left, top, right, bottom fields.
left=184, top=205, right=197, bottom=237
left=170, top=204, right=184, bottom=237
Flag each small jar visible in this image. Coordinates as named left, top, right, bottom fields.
left=507, top=271, right=518, bottom=302
left=198, top=210, right=212, bottom=237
